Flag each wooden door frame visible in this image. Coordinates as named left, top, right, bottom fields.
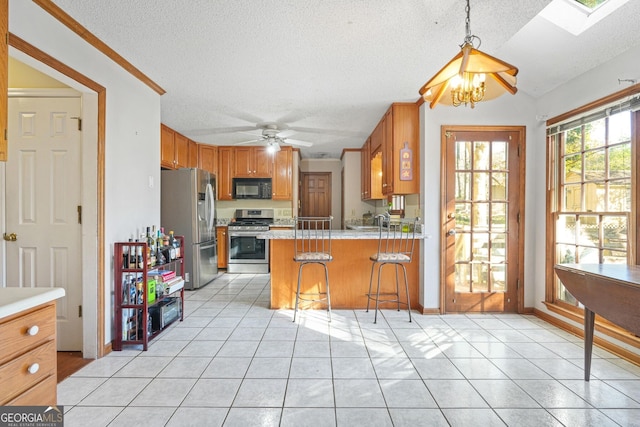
left=439, top=125, right=526, bottom=314
left=9, top=34, right=107, bottom=357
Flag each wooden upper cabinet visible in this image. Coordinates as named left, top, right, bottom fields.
left=272, top=146, right=292, bottom=200
left=187, top=139, right=198, bottom=168
left=361, top=139, right=370, bottom=200
left=161, top=124, right=191, bottom=169
left=174, top=132, right=189, bottom=169
left=217, top=146, right=234, bottom=200
left=234, top=146, right=271, bottom=177
left=362, top=103, right=419, bottom=197
left=0, top=0, right=7, bottom=162
left=198, top=144, right=217, bottom=175
left=382, top=103, right=419, bottom=195
left=160, top=124, right=176, bottom=169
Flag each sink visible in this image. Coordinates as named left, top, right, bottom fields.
left=346, top=225, right=380, bottom=232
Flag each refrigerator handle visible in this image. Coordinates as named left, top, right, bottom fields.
left=205, top=183, right=215, bottom=231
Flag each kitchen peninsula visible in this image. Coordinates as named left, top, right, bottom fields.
left=261, top=229, right=427, bottom=310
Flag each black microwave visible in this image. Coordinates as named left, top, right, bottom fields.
left=232, top=177, right=272, bottom=199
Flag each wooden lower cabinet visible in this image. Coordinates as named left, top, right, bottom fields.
left=270, top=239, right=419, bottom=309
left=217, top=226, right=228, bottom=268
left=0, top=302, right=57, bottom=406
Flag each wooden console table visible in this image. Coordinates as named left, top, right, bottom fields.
left=554, top=263, right=640, bottom=381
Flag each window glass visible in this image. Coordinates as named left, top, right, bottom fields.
left=553, top=109, right=632, bottom=305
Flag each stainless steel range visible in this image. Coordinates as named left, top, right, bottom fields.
left=227, top=209, right=274, bottom=273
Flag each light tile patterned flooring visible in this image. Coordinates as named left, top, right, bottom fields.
left=59, top=273, right=640, bottom=426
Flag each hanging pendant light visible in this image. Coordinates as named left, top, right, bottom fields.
left=419, top=0, right=518, bottom=109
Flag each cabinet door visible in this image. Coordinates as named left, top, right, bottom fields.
left=382, top=109, right=394, bottom=194
left=174, top=132, right=189, bottom=169
left=216, top=226, right=228, bottom=268
left=160, top=124, right=176, bottom=169
left=218, top=147, right=234, bottom=200
left=389, top=103, right=419, bottom=195
left=188, top=139, right=198, bottom=168
left=272, top=146, right=292, bottom=200
left=198, top=145, right=217, bottom=174
left=253, top=147, right=272, bottom=177
left=361, top=139, right=370, bottom=200
left=233, top=146, right=253, bottom=176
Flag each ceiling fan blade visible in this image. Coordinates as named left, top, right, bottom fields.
left=277, top=129, right=296, bottom=138
left=235, top=139, right=263, bottom=145
left=186, top=126, right=257, bottom=136
left=284, top=138, right=313, bottom=147
left=287, top=126, right=367, bottom=138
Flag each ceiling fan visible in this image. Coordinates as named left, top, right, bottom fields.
left=236, top=122, right=313, bottom=153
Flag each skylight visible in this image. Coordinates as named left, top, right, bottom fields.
left=574, top=0, right=609, bottom=10
left=540, top=0, right=629, bottom=35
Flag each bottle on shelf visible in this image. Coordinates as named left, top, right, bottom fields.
left=156, top=229, right=166, bottom=265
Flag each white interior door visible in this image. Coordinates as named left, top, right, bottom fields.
left=6, top=96, right=83, bottom=351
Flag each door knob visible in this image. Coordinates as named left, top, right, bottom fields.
left=3, top=233, right=17, bottom=241
left=447, top=229, right=456, bottom=236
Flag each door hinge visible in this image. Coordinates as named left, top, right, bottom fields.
left=71, top=116, right=82, bottom=131
left=517, top=279, right=521, bottom=289
left=445, top=131, right=452, bottom=138
left=517, top=212, right=520, bottom=224
left=77, top=205, right=82, bottom=224
left=78, top=305, right=83, bottom=317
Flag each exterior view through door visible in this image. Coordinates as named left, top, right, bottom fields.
left=442, top=126, right=525, bottom=313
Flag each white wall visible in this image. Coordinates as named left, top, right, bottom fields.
left=10, top=0, right=162, bottom=350
left=420, top=91, right=541, bottom=310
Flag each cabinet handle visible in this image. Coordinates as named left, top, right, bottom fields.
left=27, top=325, right=39, bottom=336
left=28, top=363, right=40, bottom=374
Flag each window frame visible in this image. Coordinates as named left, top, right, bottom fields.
left=545, top=84, right=640, bottom=334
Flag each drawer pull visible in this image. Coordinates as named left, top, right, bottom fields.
left=27, top=325, right=39, bottom=336
left=27, top=363, right=40, bottom=374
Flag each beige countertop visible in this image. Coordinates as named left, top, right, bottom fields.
left=0, top=287, right=66, bottom=319
left=257, top=229, right=430, bottom=240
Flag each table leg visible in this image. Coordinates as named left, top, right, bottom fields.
left=584, top=307, right=595, bottom=381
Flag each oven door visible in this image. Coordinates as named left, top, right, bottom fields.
left=228, top=231, right=269, bottom=264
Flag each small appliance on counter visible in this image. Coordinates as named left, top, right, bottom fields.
left=227, top=209, right=274, bottom=273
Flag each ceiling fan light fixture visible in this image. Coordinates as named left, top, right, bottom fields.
left=266, top=141, right=281, bottom=153
left=419, top=0, right=518, bottom=109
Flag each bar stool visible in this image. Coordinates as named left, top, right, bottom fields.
left=293, top=216, right=333, bottom=322
left=366, top=215, right=417, bottom=324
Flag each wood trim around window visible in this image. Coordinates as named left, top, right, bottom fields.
left=9, top=33, right=107, bottom=358
left=545, top=89, right=640, bottom=353
left=32, top=0, right=165, bottom=96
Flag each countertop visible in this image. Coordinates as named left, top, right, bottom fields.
left=257, top=229, right=430, bottom=240
left=0, top=287, right=66, bottom=319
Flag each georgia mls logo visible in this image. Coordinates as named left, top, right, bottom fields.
left=0, top=405, right=64, bottom=427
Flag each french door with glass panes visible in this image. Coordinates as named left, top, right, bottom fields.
left=442, top=127, right=524, bottom=313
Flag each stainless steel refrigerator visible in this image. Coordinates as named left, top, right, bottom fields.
left=161, top=168, right=218, bottom=289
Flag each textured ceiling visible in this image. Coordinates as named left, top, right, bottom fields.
left=48, top=0, right=640, bottom=158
